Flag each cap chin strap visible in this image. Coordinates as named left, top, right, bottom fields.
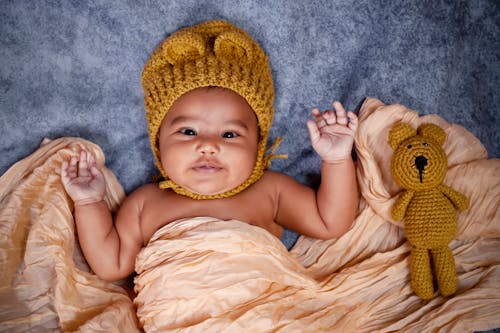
left=263, top=137, right=288, bottom=168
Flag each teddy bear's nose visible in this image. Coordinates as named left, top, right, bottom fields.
left=415, top=155, right=428, bottom=183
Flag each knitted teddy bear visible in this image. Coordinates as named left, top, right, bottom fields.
left=388, top=122, right=469, bottom=299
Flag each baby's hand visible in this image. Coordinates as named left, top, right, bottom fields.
left=307, top=101, right=358, bottom=162
left=61, top=150, right=106, bottom=206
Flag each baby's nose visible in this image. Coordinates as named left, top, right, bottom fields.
left=197, top=140, right=219, bottom=155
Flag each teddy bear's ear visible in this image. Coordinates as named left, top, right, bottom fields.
left=388, top=122, right=416, bottom=149
left=418, top=123, right=446, bottom=146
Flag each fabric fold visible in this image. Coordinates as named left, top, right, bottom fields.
left=1, top=98, right=499, bottom=332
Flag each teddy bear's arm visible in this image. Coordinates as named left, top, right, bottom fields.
left=391, top=190, right=414, bottom=221
left=438, top=184, right=469, bottom=212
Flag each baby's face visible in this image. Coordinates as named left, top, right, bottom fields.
left=158, top=87, right=259, bottom=195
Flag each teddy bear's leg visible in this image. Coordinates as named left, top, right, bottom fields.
left=431, top=247, right=457, bottom=297
left=410, top=247, right=434, bottom=299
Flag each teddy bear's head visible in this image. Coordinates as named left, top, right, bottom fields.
left=389, top=122, right=448, bottom=191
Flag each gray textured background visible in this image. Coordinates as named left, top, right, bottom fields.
left=1, top=0, right=499, bottom=194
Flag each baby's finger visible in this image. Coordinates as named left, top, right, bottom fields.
left=311, top=108, right=322, bottom=118
left=90, top=166, right=104, bottom=182
left=61, top=159, right=77, bottom=183
left=311, top=108, right=328, bottom=128
left=333, top=101, right=348, bottom=125
left=66, top=156, right=79, bottom=178
left=78, top=150, right=90, bottom=177
left=306, top=120, right=321, bottom=144
left=323, top=109, right=337, bottom=125
left=88, top=151, right=97, bottom=167
left=61, top=160, right=69, bottom=180
left=88, top=153, right=103, bottom=178
left=69, top=155, right=78, bottom=166
left=311, top=108, right=324, bottom=122
left=347, top=111, right=358, bottom=131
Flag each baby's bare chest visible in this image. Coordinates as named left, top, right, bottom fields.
left=139, top=188, right=282, bottom=244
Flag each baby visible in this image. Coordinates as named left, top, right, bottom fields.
left=61, top=20, right=358, bottom=282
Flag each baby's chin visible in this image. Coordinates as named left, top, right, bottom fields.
left=166, top=171, right=254, bottom=197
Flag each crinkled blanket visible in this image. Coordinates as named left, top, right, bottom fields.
left=1, top=98, right=499, bottom=332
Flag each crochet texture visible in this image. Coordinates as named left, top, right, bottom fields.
left=142, top=20, right=276, bottom=199
left=389, top=122, right=469, bottom=299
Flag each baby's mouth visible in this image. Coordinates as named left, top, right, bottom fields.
left=192, top=162, right=223, bottom=173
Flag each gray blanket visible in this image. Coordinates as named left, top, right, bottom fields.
left=1, top=0, right=498, bottom=195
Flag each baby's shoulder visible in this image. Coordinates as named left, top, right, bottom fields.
left=258, top=170, right=313, bottom=203
left=129, top=182, right=160, bottom=197
left=258, top=170, right=281, bottom=186
left=259, top=170, right=302, bottom=191
left=134, top=182, right=162, bottom=194
left=261, top=170, right=298, bottom=182
left=122, top=182, right=164, bottom=207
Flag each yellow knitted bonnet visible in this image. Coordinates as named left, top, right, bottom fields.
left=142, top=20, right=281, bottom=199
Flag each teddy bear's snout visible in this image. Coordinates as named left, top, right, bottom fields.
left=415, top=155, right=428, bottom=183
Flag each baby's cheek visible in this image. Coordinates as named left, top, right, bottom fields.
left=236, top=150, right=257, bottom=178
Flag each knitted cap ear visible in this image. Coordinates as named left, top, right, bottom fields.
left=163, top=30, right=207, bottom=65
left=389, top=122, right=417, bottom=149
left=214, top=30, right=253, bottom=64
left=418, top=123, right=446, bottom=146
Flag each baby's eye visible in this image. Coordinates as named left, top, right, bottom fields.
left=180, top=128, right=197, bottom=136
left=407, top=144, right=413, bottom=149
left=222, top=131, right=239, bottom=139
left=423, top=142, right=429, bottom=147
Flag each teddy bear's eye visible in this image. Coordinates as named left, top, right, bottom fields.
left=423, top=142, right=429, bottom=147
left=407, top=144, right=412, bottom=149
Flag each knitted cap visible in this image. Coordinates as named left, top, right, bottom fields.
left=142, top=20, right=279, bottom=200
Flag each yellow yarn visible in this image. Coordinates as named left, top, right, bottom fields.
left=389, top=122, right=469, bottom=299
left=142, top=20, right=283, bottom=199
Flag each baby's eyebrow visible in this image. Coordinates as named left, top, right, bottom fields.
left=168, top=116, right=193, bottom=126
left=224, top=119, right=249, bottom=130
left=169, top=116, right=249, bottom=130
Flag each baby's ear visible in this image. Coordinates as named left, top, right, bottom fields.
left=388, top=122, right=416, bottom=149
left=418, top=123, right=446, bottom=146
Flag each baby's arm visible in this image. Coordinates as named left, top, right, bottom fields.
left=61, top=150, right=143, bottom=281
left=307, top=101, right=358, bottom=237
left=275, top=101, right=358, bottom=239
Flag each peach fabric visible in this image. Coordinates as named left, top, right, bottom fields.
left=0, top=138, right=139, bottom=332
left=1, top=98, right=499, bottom=332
